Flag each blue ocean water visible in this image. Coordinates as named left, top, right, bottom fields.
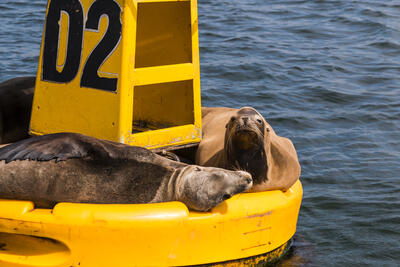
left=1, top=0, right=399, bottom=266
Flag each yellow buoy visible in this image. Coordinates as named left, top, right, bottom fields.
left=30, top=0, right=202, bottom=150
left=0, top=181, right=302, bottom=266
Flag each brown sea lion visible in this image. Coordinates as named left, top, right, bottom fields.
left=0, top=133, right=252, bottom=211
left=0, top=76, right=35, bottom=144
left=196, top=107, right=300, bottom=191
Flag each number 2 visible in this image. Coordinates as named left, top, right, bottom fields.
left=81, top=0, right=121, bottom=91
left=42, top=0, right=122, bottom=92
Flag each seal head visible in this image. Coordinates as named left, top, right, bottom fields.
left=224, top=107, right=269, bottom=185
left=174, top=166, right=253, bottom=211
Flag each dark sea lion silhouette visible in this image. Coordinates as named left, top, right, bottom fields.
left=0, top=76, right=35, bottom=144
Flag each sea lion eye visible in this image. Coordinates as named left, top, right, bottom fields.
left=230, top=117, right=235, bottom=122
left=257, top=119, right=262, bottom=123
left=195, top=166, right=201, bottom=171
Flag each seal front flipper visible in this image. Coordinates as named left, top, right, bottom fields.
left=0, top=132, right=111, bottom=163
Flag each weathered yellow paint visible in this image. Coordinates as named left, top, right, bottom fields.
left=30, top=0, right=202, bottom=149
left=0, top=181, right=302, bottom=267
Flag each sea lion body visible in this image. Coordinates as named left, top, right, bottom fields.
left=0, top=133, right=252, bottom=211
left=0, top=76, right=35, bottom=144
left=196, top=107, right=300, bottom=191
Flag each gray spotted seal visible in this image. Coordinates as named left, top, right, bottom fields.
left=0, top=133, right=252, bottom=211
left=0, top=76, right=35, bottom=144
left=196, top=107, right=300, bottom=192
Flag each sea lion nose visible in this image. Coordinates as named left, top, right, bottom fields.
left=242, top=117, right=249, bottom=125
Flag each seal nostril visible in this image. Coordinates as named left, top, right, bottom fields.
left=246, top=178, right=252, bottom=184
left=223, top=194, right=231, bottom=200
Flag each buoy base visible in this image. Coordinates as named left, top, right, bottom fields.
left=194, top=239, right=292, bottom=267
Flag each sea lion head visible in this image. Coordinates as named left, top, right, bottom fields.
left=175, top=165, right=253, bottom=211
left=224, top=107, right=270, bottom=185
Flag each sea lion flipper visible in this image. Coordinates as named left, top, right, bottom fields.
left=0, top=133, right=91, bottom=163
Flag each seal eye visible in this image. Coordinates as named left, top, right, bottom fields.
left=222, top=194, right=231, bottom=201
left=230, top=117, right=236, bottom=122
left=256, top=119, right=262, bottom=123
left=195, top=167, right=201, bottom=171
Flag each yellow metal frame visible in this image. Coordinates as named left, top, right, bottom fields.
left=30, top=0, right=202, bottom=149
left=0, top=181, right=302, bottom=267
